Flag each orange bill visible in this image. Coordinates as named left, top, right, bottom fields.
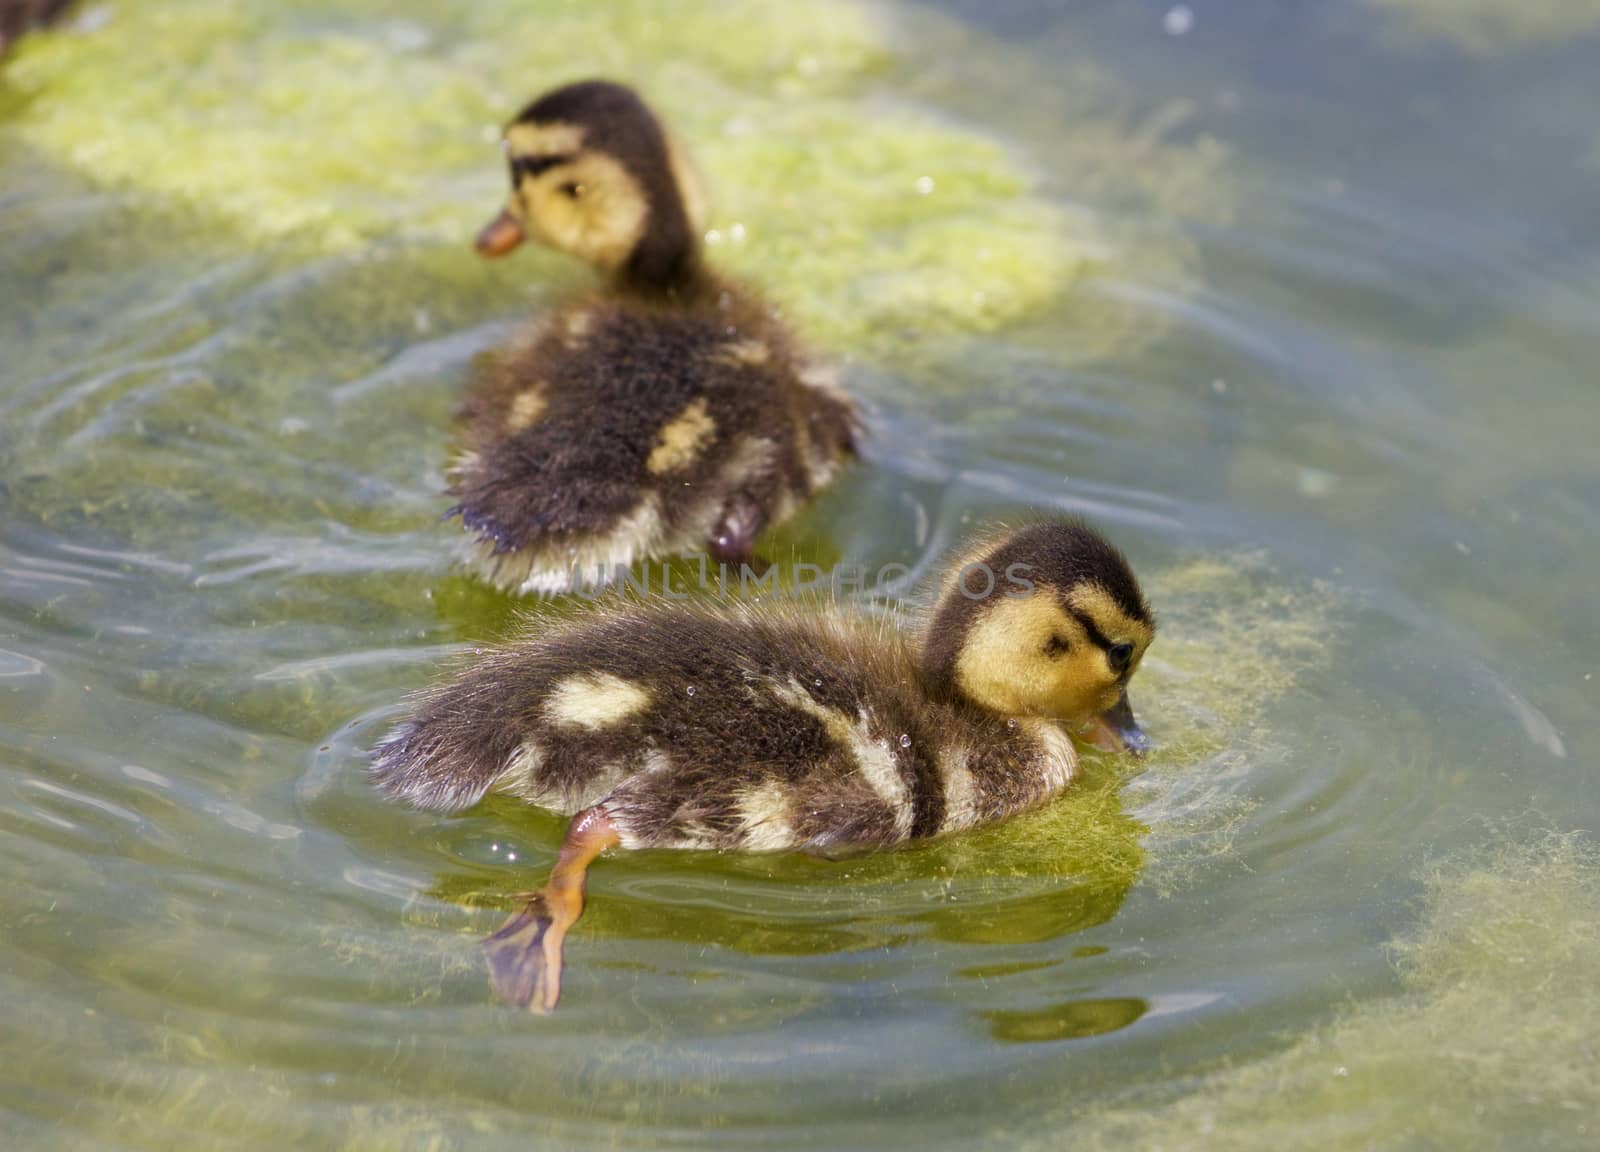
left=475, top=209, right=525, bottom=258
left=1082, top=688, right=1151, bottom=756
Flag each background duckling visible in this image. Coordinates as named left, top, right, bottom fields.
left=372, top=518, right=1155, bottom=1012
left=451, top=79, right=861, bottom=594
left=0, top=0, right=72, bottom=54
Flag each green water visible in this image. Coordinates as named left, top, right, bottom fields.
left=3, top=2, right=1598, bottom=1148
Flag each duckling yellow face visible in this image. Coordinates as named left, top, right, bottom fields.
left=481, top=123, right=648, bottom=271
left=923, top=521, right=1156, bottom=752
left=476, top=80, right=704, bottom=288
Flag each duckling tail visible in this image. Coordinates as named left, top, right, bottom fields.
left=369, top=715, right=504, bottom=812
left=370, top=645, right=555, bottom=811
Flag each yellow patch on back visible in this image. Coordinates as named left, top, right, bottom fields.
left=769, top=677, right=854, bottom=742
left=646, top=397, right=717, bottom=475
left=544, top=673, right=652, bottom=730
left=768, top=677, right=912, bottom=838
left=852, top=726, right=912, bottom=838
left=494, top=739, right=545, bottom=797
left=1014, top=717, right=1078, bottom=797
left=736, top=783, right=797, bottom=851
left=937, top=743, right=980, bottom=834
left=798, top=361, right=851, bottom=404
left=563, top=310, right=593, bottom=347
left=506, top=386, right=547, bottom=432
left=716, top=338, right=771, bottom=367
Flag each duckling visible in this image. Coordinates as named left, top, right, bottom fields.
left=372, top=518, right=1155, bottom=1012
left=451, top=79, right=861, bottom=593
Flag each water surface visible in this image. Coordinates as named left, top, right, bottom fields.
left=2, top=2, right=1597, bottom=1148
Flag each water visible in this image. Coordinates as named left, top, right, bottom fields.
left=3, top=2, right=1598, bottom=1148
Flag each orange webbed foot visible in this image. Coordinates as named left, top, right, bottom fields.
left=483, top=893, right=563, bottom=1013
left=479, top=805, right=619, bottom=1014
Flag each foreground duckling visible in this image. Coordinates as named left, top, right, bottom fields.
left=372, top=519, right=1155, bottom=1012
left=451, top=79, right=861, bottom=593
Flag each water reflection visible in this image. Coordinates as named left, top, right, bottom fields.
left=984, top=996, right=1148, bottom=1044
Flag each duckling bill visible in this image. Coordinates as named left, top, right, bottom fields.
left=372, top=519, right=1155, bottom=1013
left=450, top=79, right=861, bottom=594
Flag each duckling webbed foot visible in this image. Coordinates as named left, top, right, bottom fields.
left=483, top=894, right=557, bottom=1010
left=481, top=806, right=620, bottom=1014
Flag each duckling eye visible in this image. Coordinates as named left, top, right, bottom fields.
left=1107, top=642, right=1135, bottom=674
left=1044, top=634, right=1071, bottom=658
left=560, top=181, right=584, bottom=199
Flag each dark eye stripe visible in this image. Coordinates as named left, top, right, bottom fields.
left=1066, top=606, right=1113, bottom=652
left=511, top=153, right=572, bottom=183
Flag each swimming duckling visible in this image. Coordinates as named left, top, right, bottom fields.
left=452, top=79, right=861, bottom=593
left=372, top=518, right=1155, bottom=1012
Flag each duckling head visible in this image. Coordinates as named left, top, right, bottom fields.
left=921, top=520, right=1156, bottom=753
left=476, top=79, right=706, bottom=291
